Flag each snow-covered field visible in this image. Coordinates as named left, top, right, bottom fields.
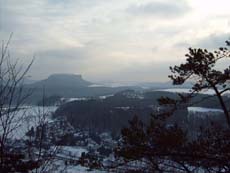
left=88, top=84, right=106, bottom=87
left=49, top=146, right=106, bottom=173
left=53, top=160, right=106, bottom=173
left=61, top=97, right=89, bottom=102
left=188, top=107, right=223, bottom=113
left=1, top=105, right=106, bottom=173
left=63, top=166, right=106, bottom=173
left=156, top=88, right=230, bottom=95
left=98, top=94, right=114, bottom=99
left=61, top=94, right=114, bottom=103
left=58, top=146, right=88, bottom=158
left=2, top=102, right=225, bottom=141
left=0, top=106, right=58, bottom=140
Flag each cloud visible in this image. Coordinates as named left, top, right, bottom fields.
left=1, top=0, right=230, bottom=82
left=127, top=0, right=191, bottom=18
left=106, top=60, right=180, bottom=82
left=174, top=42, right=191, bottom=49
left=195, top=33, right=230, bottom=49
left=29, top=47, right=91, bottom=80
left=36, top=47, right=90, bottom=60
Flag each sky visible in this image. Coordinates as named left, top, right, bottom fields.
left=0, top=0, right=230, bottom=83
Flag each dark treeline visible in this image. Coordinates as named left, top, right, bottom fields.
left=54, top=90, right=228, bottom=134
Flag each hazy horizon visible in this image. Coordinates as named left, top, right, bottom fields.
left=0, top=0, right=230, bottom=82
left=25, top=72, right=174, bottom=86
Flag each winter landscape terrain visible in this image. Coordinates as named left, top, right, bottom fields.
left=1, top=0, right=230, bottom=172
left=1, top=74, right=227, bottom=172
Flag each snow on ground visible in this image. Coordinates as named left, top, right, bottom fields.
left=156, top=88, right=230, bottom=95
left=156, top=88, right=214, bottom=95
left=44, top=147, right=106, bottom=173
left=61, top=97, right=89, bottom=102
left=64, top=166, right=106, bottom=173
left=53, top=160, right=106, bottom=173
left=61, top=94, right=114, bottom=103
left=188, top=107, right=223, bottom=113
left=0, top=106, right=58, bottom=140
left=98, top=94, right=114, bottom=99
left=59, top=146, right=88, bottom=158
left=88, top=84, right=106, bottom=87
left=115, top=106, right=130, bottom=110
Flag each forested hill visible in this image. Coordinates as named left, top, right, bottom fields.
left=27, top=74, right=92, bottom=88
left=54, top=90, right=227, bottom=134
left=23, top=74, right=140, bottom=104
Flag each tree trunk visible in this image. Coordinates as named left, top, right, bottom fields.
left=213, top=86, right=230, bottom=127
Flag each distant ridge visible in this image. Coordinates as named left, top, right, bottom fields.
left=24, top=74, right=136, bottom=104
left=28, top=74, right=92, bottom=88
left=23, top=73, right=193, bottom=105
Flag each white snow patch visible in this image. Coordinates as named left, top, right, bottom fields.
left=88, top=84, right=106, bottom=87
left=61, top=97, right=89, bottom=102
left=188, top=107, right=223, bottom=113
left=0, top=106, right=58, bottom=140
left=156, top=88, right=230, bottom=95
left=99, top=94, right=114, bottom=99
left=59, top=146, right=88, bottom=158
left=115, top=107, right=130, bottom=111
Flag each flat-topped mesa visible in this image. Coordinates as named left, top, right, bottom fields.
left=30, top=73, right=92, bottom=88
left=47, top=74, right=83, bottom=81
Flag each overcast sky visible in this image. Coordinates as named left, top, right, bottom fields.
left=0, top=0, right=230, bottom=82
